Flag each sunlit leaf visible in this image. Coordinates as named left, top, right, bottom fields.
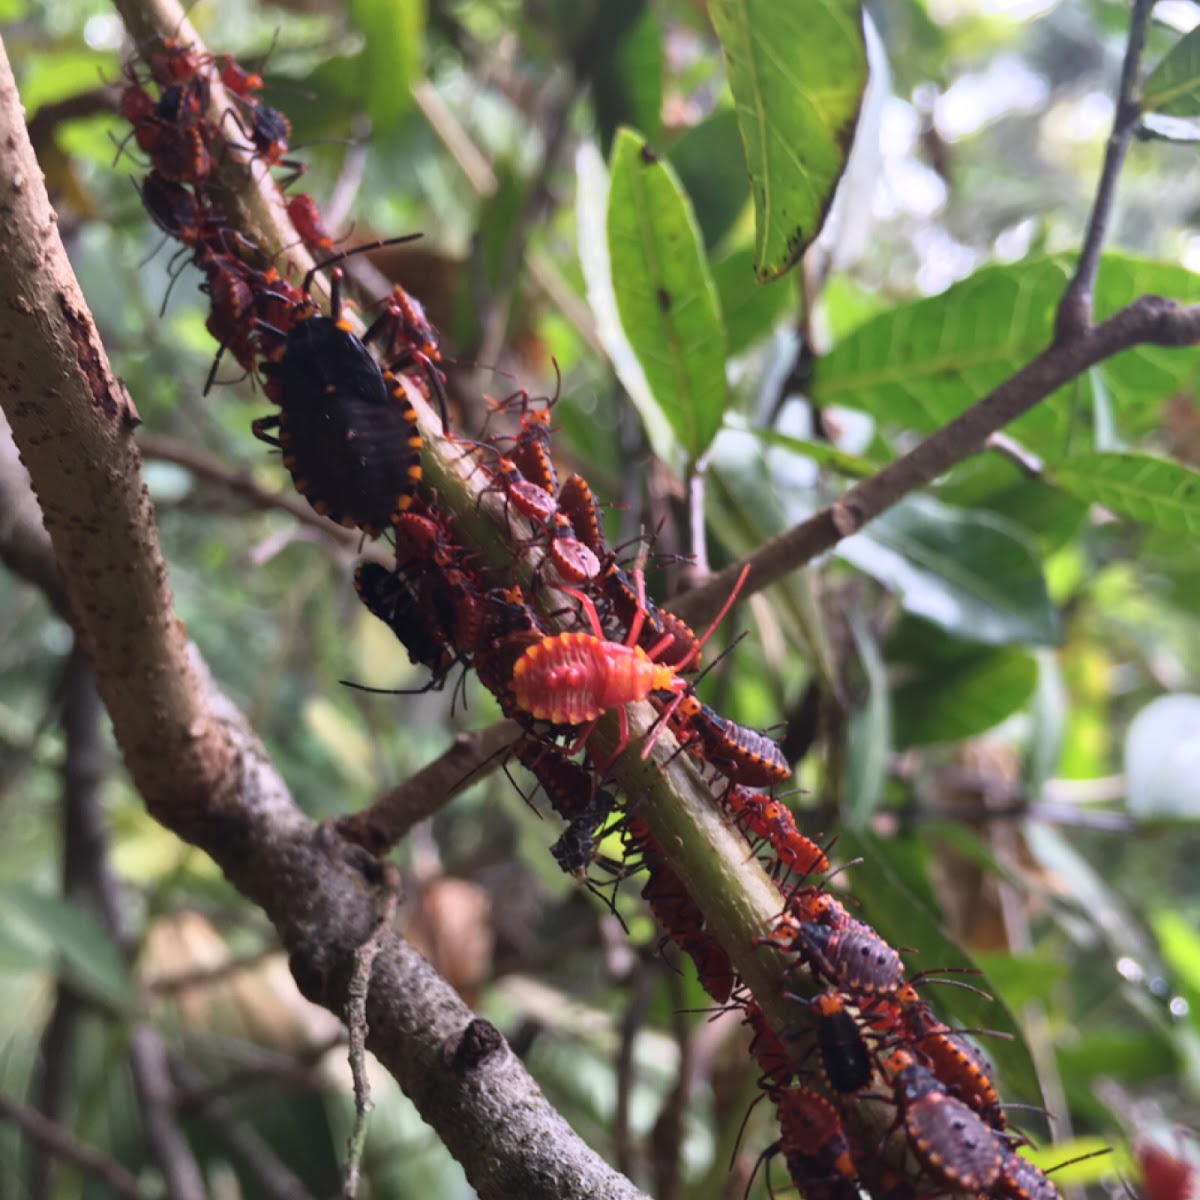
left=1024, top=1138, right=1131, bottom=1183
left=347, top=0, right=424, bottom=132
left=838, top=496, right=1059, bottom=646
left=607, top=127, right=727, bottom=462
left=303, top=697, right=377, bottom=791
left=1050, top=452, right=1200, bottom=535
left=814, top=258, right=1069, bottom=438
left=578, top=140, right=680, bottom=473
left=1143, top=25, right=1200, bottom=115
left=814, top=255, right=1200, bottom=447
left=707, top=0, right=866, bottom=280
left=1153, top=909, right=1200, bottom=1016
left=751, top=424, right=881, bottom=478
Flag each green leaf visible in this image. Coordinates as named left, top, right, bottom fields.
left=971, top=951, right=1069, bottom=1012
left=347, top=0, right=424, bottom=133
left=814, top=254, right=1200, bottom=448
left=892, top=647, right=1038, bottom=747
left=1050, top=452, right=1200, bottom=535
left=578, top=141, right=680, bottom=469
left=1153, top=909, right=1200, bottom=1015
left=710, top=248, right=792, bottom=356
left=590, top=3, right=663, bottom=150
left=707, top=0, right=866, bottom=281
left=1092, top=256, right=1200, bottom=426
left=1025, top=1139, right=1132, bottom=1184
left=1143, top=25, right=1200, bottom=116
left=750, top=424, right=882, bottom=478
left=938, top=457, right=1088, bottom=554
left=668, top=109, right=750, bottom=251
left=606, top=127, right=728, bottom=462
left=838, top=496, right=1059, bottom=646
left=813, top=258, right=1070, bottom=442
left=1, top=885, right=130, bottom=1009
left=844, top=610, right=891, bottom=829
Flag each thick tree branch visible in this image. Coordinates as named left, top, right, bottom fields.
left=672, top=294, right=1200, bottom=628
left=0, top=32, right=649, bottom=1200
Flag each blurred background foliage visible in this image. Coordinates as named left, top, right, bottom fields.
left=2, top=0, right=1200, bottom=1197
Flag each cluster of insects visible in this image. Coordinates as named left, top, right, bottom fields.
left=121, top=35, right=1075, bottom=1200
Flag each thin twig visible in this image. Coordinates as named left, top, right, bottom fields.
left=342, top=861, right=402, bottom=1200
left=138, top=433, right=387, bottom=557
left=671, top=294, right=1200, bottom=628
left=171, top=1057, right=319, bottom=1200
left=1055, top=0, right=1155, bottom=339
left=337, top=719, right=523, bottom=854
left=0, top=1091, right=150, bottom=1200
left=147, top=942, right=280, bottom=994
left=173, top=1032, right=343, bottom=1112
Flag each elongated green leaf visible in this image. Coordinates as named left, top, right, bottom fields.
left=347, top=0, right=424, bottom=132
left=590, top=3, right=663, bottom=150
left=607, top=127, right=727, bottom=462
left=710, top=247, right=792, bottom=356
left=751, top=425, right=881, bottom=478
left=938, top=457, right=1088, bottom=553
left=578, top=141, right=678, bottom=469
left=814, top=254, right=1200, bottom=447
left=668, top=109, right=749, bottom=251
left=838, top=496, right=1059, bottom=646
left=707, top=0, right=866, bottom=281
left=893, top=647, right=1038, bottom=747
left=2, top=885, right=130, bottom=1008
left=1143, top=25, right=1200, bottom=115
left=844, top=610, right=891, bottom=829
left=1091, top=256, right=1200, bottom=425
left=813, top=258, right=1070, bottom=440
left=1050, top=452, right=1200, bottom=535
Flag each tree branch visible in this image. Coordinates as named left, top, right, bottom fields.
left=169, top=1057, right=318, bottom=1200
left=138, top=432, right=389, bottom=558
left=672, top=293, right=1200, bottom=628
left=0, top=30, right=649, bottom=1199
left=1055, top=0, right=1155, bottom=340
left=336, top=719, right=523, bottom=854
left=0, top=1091, right=150, bottom=1200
